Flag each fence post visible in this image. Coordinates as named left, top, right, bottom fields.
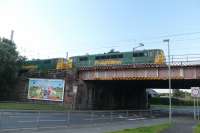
left=110, top=111, right=113, bottom=121
left=90, top=111, right=94, bottom=123
left=37, top=111, right=40, bottom=129
left=0, top=111, right=2, bottom=130
left=67, top=111, right=70, bottom=126
left=150, top=109, right=153, bottom=118
left=126, top=110, right=129, bottom=118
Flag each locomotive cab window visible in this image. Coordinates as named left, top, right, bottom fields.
left=148, top=51, right=153, bottom=57
left=133, top=52, right=144, bottom=57
left=118, top=54, right=123, bottom=58
left=44, top=60, right=51, bottom=64
left=110, top=55, right=117, bottom=59
left=144, top=52, right=148, bottom=56
left=79, top=57, right=88, bottom=61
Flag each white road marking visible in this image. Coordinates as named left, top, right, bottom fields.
left=84, top=116, right=127, bottom=120
left=84, top=117, right=111, bottom=120
left=8, top=115, right=36, bottom=118
left=128, top=118, right=146, bottom=121
left=18, top=120, right=66, bottom=123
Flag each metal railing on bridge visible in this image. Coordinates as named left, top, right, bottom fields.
left=168, top=54, right=200, bottom=66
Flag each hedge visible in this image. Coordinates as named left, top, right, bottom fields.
left=150, top=97, right=193, bottom=106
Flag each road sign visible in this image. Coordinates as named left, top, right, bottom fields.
left=191, top=87, right=200, bottom=97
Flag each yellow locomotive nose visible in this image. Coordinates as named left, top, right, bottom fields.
left=154, top=53, right=165, bottom=64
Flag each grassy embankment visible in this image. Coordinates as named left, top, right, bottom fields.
left=0, top=102, right=68, bottom=111
left=194, top=123, right=200, bottom=133
left=151, top=97, right=194, bottom=106
left=107, top=123, right=171, bottom=133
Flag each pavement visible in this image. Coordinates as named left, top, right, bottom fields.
left=1, top=117, right=169, bottom=133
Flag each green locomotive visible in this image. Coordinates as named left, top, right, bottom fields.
left=22, top=58, right=72, bottom=72
left=22, top=49, right=165, bottom=72
left=71, top=49, right=165, bottom=68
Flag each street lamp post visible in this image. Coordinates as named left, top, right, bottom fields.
left=163, top=39, right=172, bottom=123
left=10, top=30, right=14, bottom=43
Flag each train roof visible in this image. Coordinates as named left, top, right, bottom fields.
left=72, top=49, right=164, bottom=58
left=26, top=58, right=66, bottom=62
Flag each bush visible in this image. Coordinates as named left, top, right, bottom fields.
left=150, top=97, right=193, bottom=106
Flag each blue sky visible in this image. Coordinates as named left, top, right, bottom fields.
left=0, top=0, right=200, bottom=59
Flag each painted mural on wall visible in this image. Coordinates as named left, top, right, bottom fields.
left=28, top=78, right=65, bottom=101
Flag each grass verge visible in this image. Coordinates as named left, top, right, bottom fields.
left=194, top=123, right=200, bottom=133
left=0, top=102, right=68, bottom=111
left=107, top=123, right=171, bottom=133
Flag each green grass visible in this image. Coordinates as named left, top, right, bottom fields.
left=0, top=102, right=68, bottom=111
left=194, top=123, right=200, bottom=133
left=107, top=123, right=171, bottom=133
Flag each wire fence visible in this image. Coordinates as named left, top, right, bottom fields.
left=0, top=110, right=157, bottom=131
left=0, top=108, right=197, bottom=131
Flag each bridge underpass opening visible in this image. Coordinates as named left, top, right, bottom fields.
left=85, top=80, right=147, bottom=110
left=83, top=79, right=200, bottom=110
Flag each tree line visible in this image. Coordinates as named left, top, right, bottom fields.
left=0, top=37, right=25, bottom=100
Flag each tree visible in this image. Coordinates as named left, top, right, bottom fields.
left=173, top=89, right=185, bottom=98
left=0, top=38, right=25, bottom=100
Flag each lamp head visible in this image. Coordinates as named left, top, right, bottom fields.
left=139, top=43, right=144, bottom=46
left=163, top=39, right=170, bottom=42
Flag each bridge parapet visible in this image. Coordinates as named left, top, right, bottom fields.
left=79, top=64, right=200, bottom=80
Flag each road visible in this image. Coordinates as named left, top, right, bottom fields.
left=1, top=117, right=169, bottom=133
left=151, top=105, right=198, bottom=116
left=0, top=107, right=196, bottom=132
left=0, top=110, right=154, bottom=130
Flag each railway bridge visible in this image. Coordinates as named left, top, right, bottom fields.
left=76, top=63, right=200, bottom=109
left=20, top=61, right=200, bottom=110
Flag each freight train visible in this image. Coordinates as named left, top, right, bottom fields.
left=22, top=49, right=165, bottom=72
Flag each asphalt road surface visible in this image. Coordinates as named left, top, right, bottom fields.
left=0, top=107, right=196, bottom=132
left=0, top=110, right=153, bottom=130
left=1, top=117, right=169, bottom=133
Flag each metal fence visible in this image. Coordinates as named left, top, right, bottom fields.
left=0, top=110, right=156, bottom=131
left=168, top=54, right=200, bottom=66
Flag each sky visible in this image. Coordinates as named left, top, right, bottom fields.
left=0, top=0, right=200, bottom=60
